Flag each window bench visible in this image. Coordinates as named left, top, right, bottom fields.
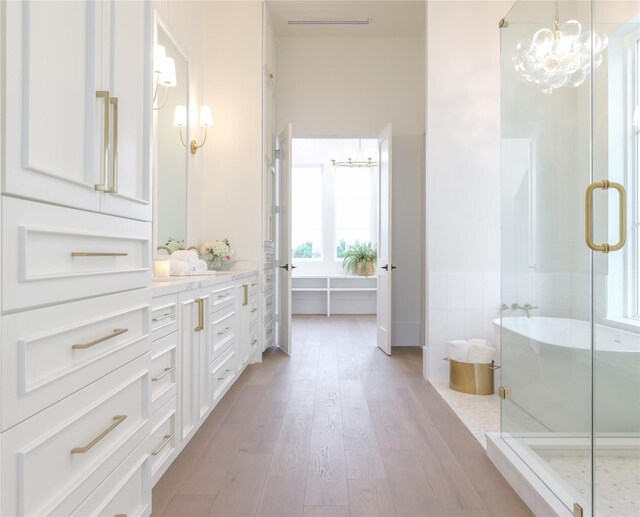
left=291, top=275, right=377, bottom=316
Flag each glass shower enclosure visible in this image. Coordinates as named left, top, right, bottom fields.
left=499, top=0, right=639, bottom=515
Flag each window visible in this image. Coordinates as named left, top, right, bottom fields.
left=291, top=166, right=322, bottom=259
left=291, top=138, right=378, bottom=274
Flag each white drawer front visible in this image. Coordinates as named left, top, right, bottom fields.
left=151, top=333, right=177, bottom=414
left=211, top=348, right=237, bottom=403
left=210, top=305, right=237, bottom=363
left=210, top=284, right=235, bottom=312
left=2, top=197, right=152, bottom=311
left=1, top=354, right=150, bottom=517
left=151, top=294, right=177, bottom=342
left=265, top=319, right=274, bottom=350
left=263, top=249, right=275, bottom=270
left=249, top=276, right=258, bottom=296
left=262, top=269, right=275, bottom=292
left=150, top=396, right=178, bottom=486
left=2, top=289, right=150, bottom=431
left=263, top=291, right=274, bottom=323
left=249, top=325, right=259, bottom=356
left=71, top=440, right=151, bottom=517
left=249, top=297, right=259, bottom=326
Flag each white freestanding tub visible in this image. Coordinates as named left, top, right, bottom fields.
left=493, top=317, right=640, bottom=433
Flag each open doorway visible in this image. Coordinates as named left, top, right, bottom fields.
left=276, top=127, right=394, bottom=357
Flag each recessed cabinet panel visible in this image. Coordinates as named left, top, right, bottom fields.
left=151, top=295, right=178, bottom=341
left=2, top=197, right=152, bottom=311
left=211, top=348, right=237, bottom=403
left=210, top=305, right=237, bottom=363
left=1, top=289, right=150, bottom=431
left=0, top=354, right=150, bottom=517
left=210, top=284, right=236, bottom=312
left=3, top=0, right=102, bottom=211
left=150, top=334, right=177, bottom=414
left=100, top=0, right=152, bottom=222
left=150, top=396, right=177, bottom=486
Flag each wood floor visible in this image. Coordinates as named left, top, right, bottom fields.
left=152, top=315, right=532, bottom=517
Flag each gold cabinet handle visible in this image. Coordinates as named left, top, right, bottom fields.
left=108, top=96, right=119, bottom=193
left=114, top=514, right=127, bottom=517
left=251, top=282, right=257, bottom=287
left=243, top=284, right=249, bottom=306
left=585, top=180, right=627, bottom=253
left=71, top=252, right=128, bottom=257
left=251, top=308, right=258, bottom=313
left=72, top=328, right=128, bottom=350
left=217, top=293, right=229, bottom=299
left=266, top=329, right=273, bottom=335
left=151, top=434, right=174, bottom=456
left=71, top=415, right=127, bottom=454
left=217, top=368, right=232, bottom=380
left=152, top=313, right=173, bottom=322
left=251, top=339, right=258, bottom=346
left=195, top=298, right=205, bottom=332
left=95, top=91, right=110, bottom=191
left=152, top=367, right=174, bottom=382
left=217, top=326, right=232, bottom=336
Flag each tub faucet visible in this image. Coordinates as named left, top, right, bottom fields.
left=511, top=303, right=538, bottom=318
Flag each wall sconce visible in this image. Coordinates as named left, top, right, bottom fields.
left=173, top=105, right=213, bottom=155
left=153, top=44, right=176, bottom=110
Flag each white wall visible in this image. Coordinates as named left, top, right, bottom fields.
left=201, top=1, right=263, bottom=267
left=153, top=0, right=206, bottom=247
left=277, top=35, right=425, bottom=346
left=426, top=1, right=509, bottom=380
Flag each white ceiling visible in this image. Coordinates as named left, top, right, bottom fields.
left=266, top=0, right=426, bottom=37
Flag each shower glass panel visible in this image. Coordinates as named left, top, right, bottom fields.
left=501, top=1, right=640, bottom=515
left=593, top=2, right=640, bottom=516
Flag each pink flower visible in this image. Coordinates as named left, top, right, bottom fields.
left=225, top=255, right=231, bottom=260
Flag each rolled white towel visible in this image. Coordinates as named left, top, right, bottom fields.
left=192, top=259, right=208, bottom=274
left=171, top=250, right=199, bottom=263
left=467, top=342, right=495, bottom=364
left=468, top=338, right=489, bottom=347
left=168, top=259, right=191, bottom=276
left=447, top=340, right=470, bottom=362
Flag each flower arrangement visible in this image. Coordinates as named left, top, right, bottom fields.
left=200, top=238, right=232, bottom=270
left=165, top=238, right=185, bottom=253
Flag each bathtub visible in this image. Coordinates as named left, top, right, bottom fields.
left=493, top=317, right=640, bottom=433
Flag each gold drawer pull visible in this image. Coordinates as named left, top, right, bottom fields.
left=251, top=339, right=258, bottom=346
left=217, top=368, right=232, bottom=380
left=71, top=252, right=128, bottom=257
left=251, top=282, right=257, bottom=287
left=72, top=328, right=128, bottom=350
left=266, top=329, right=273, bottom=335
left=195, top=298, right=205, bottom=332
left=217, top=327, right=232, bottom=336
left=152, top=367, right=174, bottom=382
left=251, top=308, right=258, bottom=313
left=71, top=415, right=127, bottom=454
left=217, top=293, right=229, bottom=299
left=151, top=434, right=174, bottom=456
left=585, top=180, right=627, bottom=253
left=152, top=313, right=173, bottom=322
left=114, top=514, right=127, bottom=517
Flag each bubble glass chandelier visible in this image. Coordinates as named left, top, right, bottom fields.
left=512, top=0, right=608, bottom=94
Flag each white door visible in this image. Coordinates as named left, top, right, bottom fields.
left=3, top=1, right=102, bottom=212
left=100, top=0, right=153, bottom=221
left=377, top=124, right=393, bottom=355
left=276, top=125, right=293, bottom=355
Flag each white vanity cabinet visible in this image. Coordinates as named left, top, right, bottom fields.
left=3, top=0, right=152, bottom=222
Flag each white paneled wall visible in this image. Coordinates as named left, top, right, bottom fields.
left=428, top=272, right=501, bottom=380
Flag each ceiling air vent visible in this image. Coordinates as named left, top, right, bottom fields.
left=287, top=19, right=372, bottom=26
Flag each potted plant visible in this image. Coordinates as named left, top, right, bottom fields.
left=342, top=241, right=377, bottom=276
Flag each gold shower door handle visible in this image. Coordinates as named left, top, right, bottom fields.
left=585, top=180, right=627, bottom=253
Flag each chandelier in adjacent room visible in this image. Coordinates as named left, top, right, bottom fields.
left=330, top=140, right=378, bottom=168
left=512, top=0, right=608, bottom=94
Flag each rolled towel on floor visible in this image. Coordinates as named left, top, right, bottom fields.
left=447, top=340, right=470, bottom=362
left=171, top=250, right=199, bottom=263
left=467, top=342, right=495, bottom=364
left=468, top=338, right=489, bottom=347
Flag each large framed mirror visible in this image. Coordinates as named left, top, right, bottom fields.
left=154, top=14, right=189, bottom=253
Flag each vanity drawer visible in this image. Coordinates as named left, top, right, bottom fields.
left=210, top=304, right=237, bottom=363
left=249, top=297, right=259, bottom=326
left=2, top=197, right=152, bottom=312
left=71, top=440, right=151, bottom=517
left=249, top=276, right=259, bottom=296
left=262, top=269, right=275, bottom=292
left=0, top=354, right=150, bottom=517
left=249, top=325, right=259, bottom=356
left=211, top=348, right=237, bottom=403
left=1, top=289, right=150, bottom=431
left=265, top=319, right=275, bottom=349
left=263, top=291, right=274, bottom=323
left=150, top=396, right=178, bottom=486
left=151, top=333, right=177, bottom=414
left=151, top=294, right=178, bottom=341
left=210, top=283, right=236, bottom=312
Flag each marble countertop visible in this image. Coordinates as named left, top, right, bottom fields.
left=151, top=269, right=258, bottom=297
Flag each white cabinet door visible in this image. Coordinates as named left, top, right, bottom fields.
left=100, top=0, right=152, bottom=221
left=3, top=0, right=102, bottom=212
left=177, top=289, right=209, bottom=443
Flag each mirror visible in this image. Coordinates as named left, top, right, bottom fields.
left=154, top=20, right=188, bottom=252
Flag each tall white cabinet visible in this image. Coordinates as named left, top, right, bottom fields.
left=1, top=1, right=153, bottom=516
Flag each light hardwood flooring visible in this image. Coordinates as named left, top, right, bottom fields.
left=152, top=315, right=532, bottom=517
